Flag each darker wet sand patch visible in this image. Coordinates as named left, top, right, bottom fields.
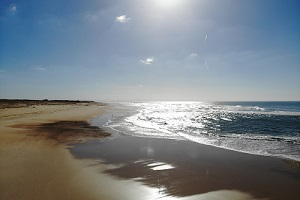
left=11, top=121, right=111, bottom=144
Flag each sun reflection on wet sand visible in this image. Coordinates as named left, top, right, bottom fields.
left=71, top=136, right=300, bottom=200
left=147, top=161, right=176, bottom=171
left=147, top=162, right=165, bottom=166
left=84, top=159, right=259, bottom=200
left=153, top=190, right=260, bottom=200
left=151, top=164, right=175, bottom=171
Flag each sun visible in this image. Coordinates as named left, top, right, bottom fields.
left=155, top=0, right=183, bottom=9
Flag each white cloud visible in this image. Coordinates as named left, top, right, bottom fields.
left=115, top=15, right=131, bottom=23
left=189, top=53, right=198, bottom=58
left=10, top=4, right=17, bottom=14
left=140, top=57, right=155, bottom=65
left=35, top=67, right=47, bottom=71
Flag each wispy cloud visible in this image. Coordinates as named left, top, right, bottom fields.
left=85, top=12, right=100, bottom=22
left=204, top=61, right=209, bottom=72
left=140, top=57, right=155, bottom=65
left=35, top=67, right=47, bottom=71
left=37, top=14, right=62, bottom=27
left=10, top=4, right=17, bottom=14
left=84, top=9, right=114, bottom=24
left=188, top=53, right=198, bottom=58
left=115, top=15, right=131, bottom=23
left=0, top=69, right=6, bottom=77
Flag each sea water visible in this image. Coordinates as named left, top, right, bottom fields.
left=101, top=101, right=300, bottom=162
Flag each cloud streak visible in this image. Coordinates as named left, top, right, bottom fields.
left=115, top=15, right=131, bottom=23
left=0, top=69, right=6, bottom=77
left=84, top=10, right=107, bottom=23
left=204, top=61, right=209, bottom=72
left=35, top=67, right=47, bottom=71
left=140, top=57, right=155, bottom=65
left=85, top=12, right=99, bottom=22
left=189, top=53, right=198, bottom=58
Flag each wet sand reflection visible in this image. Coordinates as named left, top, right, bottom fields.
left=71, top=136, right=300, bottom=200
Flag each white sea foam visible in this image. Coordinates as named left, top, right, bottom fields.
left=105, top=101, right=300, bottom=161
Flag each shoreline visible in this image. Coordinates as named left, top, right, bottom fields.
left=71, top=135, right=300, bottom=200
left=74, top=103, right=300, bottom=200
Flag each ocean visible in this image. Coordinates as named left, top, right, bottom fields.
left=96, top=101, right=300, bottom=162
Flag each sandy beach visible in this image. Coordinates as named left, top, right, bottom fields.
left=1, top=100, right=300, bottom=200
left=0, top=100, right=111, bottom=200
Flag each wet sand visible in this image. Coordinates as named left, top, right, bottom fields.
left=71, top=135, right=300, bottom=200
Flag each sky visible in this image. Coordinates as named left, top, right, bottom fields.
left=0, top=0, right=299, bottom=101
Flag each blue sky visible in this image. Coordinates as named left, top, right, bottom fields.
left=1, top=0, right=299, bottom=101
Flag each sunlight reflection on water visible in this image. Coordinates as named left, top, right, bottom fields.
left=106, top=101, right=300, bottom=161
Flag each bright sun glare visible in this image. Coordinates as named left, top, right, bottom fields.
left=155, top=0, right=183, bottom=8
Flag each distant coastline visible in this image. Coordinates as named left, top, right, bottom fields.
left=0, top=99, right=107, bottom=109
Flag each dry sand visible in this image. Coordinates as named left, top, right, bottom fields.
left=0, top=100, right=112, bottom=200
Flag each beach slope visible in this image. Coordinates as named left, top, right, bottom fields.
left=0, top=100, right=110, bottom=200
